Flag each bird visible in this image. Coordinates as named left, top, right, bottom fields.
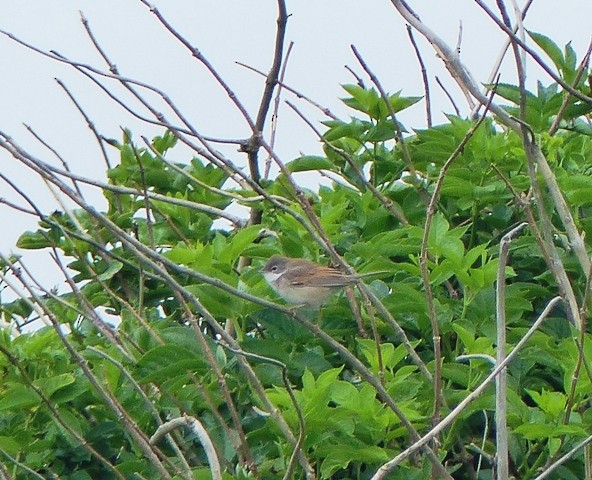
left=260, top=255, right=380, bottom=308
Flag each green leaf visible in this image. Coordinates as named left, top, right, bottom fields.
left=287, top=155, right=337, bottom=173
left=341, top=84, right=381, bottom=118
left=323, top=118, right=367, bottom=141
left=319, top=444, right=389, bottom=478
left=136, top=345, right=207, bottom=383
left=221, top=225, right=262, bottom=264
left=526, top=389, right=566, bottom=417
left=16, top=231, right=52, bottom=249
left=452, top=323, right=475, bottom=351
left=33, top=373, right=76, bottom=398
left=514, top=422, right=554, bottom=440
left=97, top=260, right=124, bottom=281
left=388, top=93, right=422, bottom=113
left=0, top=436, right=21, bottom=456
left=185, top=284, right=244, bottom=318
left=152, top=130, right=178, bottom=153
left=441, top=363, right=475, bottom=389
left=564, top=42, right=577, bottom=72
left=0, top=384, right=40, bottom=411
left=528, top=31, right=564, bottom=72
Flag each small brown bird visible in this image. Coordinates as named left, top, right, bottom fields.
left=261, top=255, right=377, bottom=308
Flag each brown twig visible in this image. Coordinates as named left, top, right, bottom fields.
left=344, top=64, right=366, bottom=88
left=521, top=129, right=584, bottom=329
left=174, top=296, right=257, bottom=474
left=88, top=346, right=194, bottom=478
left=435, top=76, right=460, bottom=116
left=350, top=44, right=417, bottom=176
left=218, top=344, right=306, bottom=480
left=54, top=76, right=112, bottom=169
left=265, top=41, right=294, bottom=178
left=23, top=123, right=84, bottom=195
left=533, top=429, right=592, bottom=480
left=248, top=0, right=289, bottom=183
left=406, top=25, right=432, bottom=127
left=127, top=133, right=156, bottom=248
left=472, top=0, right=535, bottom=119
left=388, top=0, right=519, bottom=128
left=236, top=61, right=339, bottom=120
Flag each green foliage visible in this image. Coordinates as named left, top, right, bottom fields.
left=2, top=52, right=592, bottom=480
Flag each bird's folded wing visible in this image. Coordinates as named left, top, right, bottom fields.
left=288, top=266, right=355, bottom=287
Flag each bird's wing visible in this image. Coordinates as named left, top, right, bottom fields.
left=288, top=265, right=355, bottom=287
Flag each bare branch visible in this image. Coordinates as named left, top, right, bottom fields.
left=150, top=416, right=221, bottom=480
left=495, top=222, right=528, bottom=480
left=266, top=41, right=294, bottom=178
left=248, top=0, right=289, bottom=183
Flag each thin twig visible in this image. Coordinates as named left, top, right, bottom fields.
left=236, top=61, right=338, bottom=120
left=532, top=430, right=592, bottom=480
left=521, top=132, right=584, bottom=329
left=388, top=0, right=520, bottom=129
left=247, top=0, right=289, bottom=183
left=265, top=41, right=294, bottom=178
left=472, top=0, right=535, bottom=119
left=285, top=100, right=409, bottom=225
left=344, top=64, right=366, bottom=88
left=175, top=297, right=257, bottom=473
left=406, top=25, right=432, bottom=127
left=0, top=448, right=45, bottom=480
left=0, top=265, right=131, bottom=480
left=435, top=76, right=460, bottom=116
left=88, top=346, right=193, bottom=478
left=351, top=44, right=417, bottom=176
left=54, top=77, right=112, bottom=169
left=23, top=123, right=83, bottom=195
left=219, top=344, right=306, bottom=480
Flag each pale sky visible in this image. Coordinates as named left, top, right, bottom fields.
left=1, top=1, right=591, bottom=287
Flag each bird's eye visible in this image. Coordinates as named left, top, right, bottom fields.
left=271, top=265, right=278, bottom=272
